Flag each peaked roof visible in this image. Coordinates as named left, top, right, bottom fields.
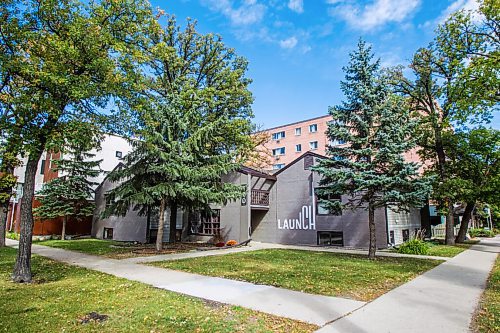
left=239, top=165, right=277, bottom=180
left=273, top=151, right=326, bottom=176
left=95, top=162, right=125, bottom=192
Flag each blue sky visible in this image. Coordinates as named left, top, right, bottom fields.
left=150, top=0, right=499, bottom=130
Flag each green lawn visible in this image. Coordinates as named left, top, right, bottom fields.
left=0, top=247, right=316, bottom=333
left=472, top=255, right=500, bottom=333
left=152, top=249, right=442, bottom=302
left=426, top=243, right=472, bottom=257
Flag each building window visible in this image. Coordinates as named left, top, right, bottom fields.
left=115, top=151, right=123, bottom=158
left=402, top=229, right=410, bottom=242
left=272, top=147, right=286, bottom=156
left=309, top=124, right=318, bottom=133
left=295, top=128, right=301, bottom=136
left=105, top=193, right=115, bottom=210
left=295, top=144, right=302, bottom=152
left=103, top=228, right=113, bottom=240
left=40, top=160, right=46, bottom=175
left=316, top=190, right=342, bottom=215
left=331, top=139, right=346, bottom=145
left=272, top=131, right=285, bottom=140
left=304, top=155, right=314, bottom=169
left=317, top=231, right=343, bottom=246
left=389, top=230, right=395, bottom=245
left=273, top=163, right=285, bottom=170
left=309, top=141, right=318, bottom=150
left=190, top=210, right=221, bottom=235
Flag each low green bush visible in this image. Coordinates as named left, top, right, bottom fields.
left=397, top=239, right=430, bottom=255
left=469, top=228, right=495, bottom=238
left=5, top=232, right=19, bottom=240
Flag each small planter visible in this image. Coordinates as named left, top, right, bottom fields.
left=215, top=242, right=225, bottom=247
left=226, top=240, right=237, bottom=247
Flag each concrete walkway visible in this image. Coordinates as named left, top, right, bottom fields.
left=317, top=236, right=500, bottom=333
left=5, top=238, right=364, bottom=326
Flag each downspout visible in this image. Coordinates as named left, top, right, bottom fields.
left=385, top=205, right=390, bottom=247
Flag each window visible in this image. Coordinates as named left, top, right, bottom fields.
left=272, top=147, right=286, bottom=156
left=317, top=231, right=343, bottom=246
left=402, top=229, right=410, bottom=242
left=105, top=193, right=115, bottom=210
left=40, top=160, right=46, bottom=175
left=331, top=139, right=346, bottom=145
left=295, top=144, right=302, bottom=152
left=304, top=155, right=314, bottom=170
left=190, top=210, right=221, bottom=235
left=309, top=141, right=318, bottom=150
left=273, top=163, right=285, bottom=170
left=295, top=127, right=301, bottom=136
left=316, top=189, right=341, bottom=215
left=103, top=228, right=113, bottom=240
left=389, top=230, right=395, bottom=245
left=115, top=151, right=123, bottom=158
left=309, top=124, right=318, bottom=133
left=272, top=131, right=285, bottom=140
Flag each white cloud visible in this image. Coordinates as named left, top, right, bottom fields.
left=279, top=36, right=298, bottom=49
left=288, top=0, right=304, bottom=13
left=437, top=0, right=480, bottom=23
left=328, top=0, right=421, bottom=31
left=203, top=0, right=266, bottom=26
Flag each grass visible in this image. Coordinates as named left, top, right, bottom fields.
left=152, top=249, right=442, bottom=302
left=0, top=247, right=316, bottom=333
left=34, top=239, right=209, bottom=259
left=426, top=242, right=472, bottom=257
left=472, top=255, right=500, bottom=333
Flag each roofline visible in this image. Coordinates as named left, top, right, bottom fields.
left=273, top=151, right=326, bottom=175
left=95, top=162, right=125, bottom=192
left=255, top=114, right=332, bottom=134
left=239, top=166, right=277, bottom=180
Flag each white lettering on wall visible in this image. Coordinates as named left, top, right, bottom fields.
left=277, top=205, right=316, bottom=231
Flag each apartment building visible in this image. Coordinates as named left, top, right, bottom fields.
left=257, top=115, right=335, bottom=170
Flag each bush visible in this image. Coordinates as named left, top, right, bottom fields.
left=226, top=240, right=237, bottom=247
left=5, top=232, right=19, bottom=240
left=469, top=228, right=495, bottom=238
left=397, top=239, right=430, bottom=255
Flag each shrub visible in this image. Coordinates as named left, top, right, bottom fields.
left=397, top=239, right=430, bottom=255
left=469, top=228, right=495, bottom=238
left=5, top=232, right=19, bottom=240
left=226, top=240, right=237, bottom=247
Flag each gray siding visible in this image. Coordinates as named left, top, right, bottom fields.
left=92, top=177, right=148, bottom=243
left=387, top=207, right=422, bottom=245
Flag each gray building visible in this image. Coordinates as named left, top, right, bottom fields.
left=92, top=152, right=422, bottom=248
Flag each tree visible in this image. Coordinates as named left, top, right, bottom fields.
left=34, top=123, right=102, bottom=240
left=441, top=129, right=500, bottom=242
left=0, top=148, right=20, bottom=247
left=390, top=1, right=498, bottom=245
left=1, top=0, right=155, bottom=282
left=105, top=17, right=254, bottom=251
left=313, top=40, right=431, bottom=259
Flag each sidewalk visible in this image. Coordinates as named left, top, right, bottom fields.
left=5, top=238, right=364, bottom=326
left=317, top=236, right=499, bottom=333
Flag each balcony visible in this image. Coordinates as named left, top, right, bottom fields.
left=251, top=189, right=270, bottom=209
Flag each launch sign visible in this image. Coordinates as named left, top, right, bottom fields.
left=277, top=205, right=316, bottom=230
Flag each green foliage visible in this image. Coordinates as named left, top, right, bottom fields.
left=34, top=130, right=102, bottom=222
left=5, top=232, right=18, bottom=240
left=469, top=228, right=496, bottom=238
left=154, top=249, right=441, bottom=302
left=472, top=254, right=500, bottom=333
left=397, top=239, right=430, bottom=255
left=106, top=17, right=254, bottom=218
left=313, top=39, right=431, bottom=218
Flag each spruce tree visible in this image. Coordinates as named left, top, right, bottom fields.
left=106, top=17, right=254, bottom=251
left=34, top=127, right=102, bottom=240
left=313, top=40, right=431, bottom=258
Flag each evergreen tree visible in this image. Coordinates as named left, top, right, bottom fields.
left=106, top=17, right=254, bottom=251
left=313, top=40, right=431, bottom=258
left=34, top=124, right=102, bottom=240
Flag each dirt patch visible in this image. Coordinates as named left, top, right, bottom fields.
left=108, top=242, right=215, bottom=259
left=78, top=312, right=109, bottom=324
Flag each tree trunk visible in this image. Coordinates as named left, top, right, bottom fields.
left=12, top=152, right=41, bottom=283
left=444, top=200, right=455, bottom=245
left=156, top=198, right=166, bottom=252
left=61, top=215, right=67, bottom=241
left=169, top=201, right=178, bottom=244
left=0, top=202, right=8, bottom=247
left=368, top=204, right=376, bottom=259
left=456, top=202, right=475, bottom=243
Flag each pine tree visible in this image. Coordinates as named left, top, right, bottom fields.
left=313, top=39, right=431, bottom=258
left=34, top=128, right=102, bottom=240
left=105, top=17, right=254, bottom=251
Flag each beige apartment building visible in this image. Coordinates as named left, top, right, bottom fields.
left=257, top=115, right=336, bottom=170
